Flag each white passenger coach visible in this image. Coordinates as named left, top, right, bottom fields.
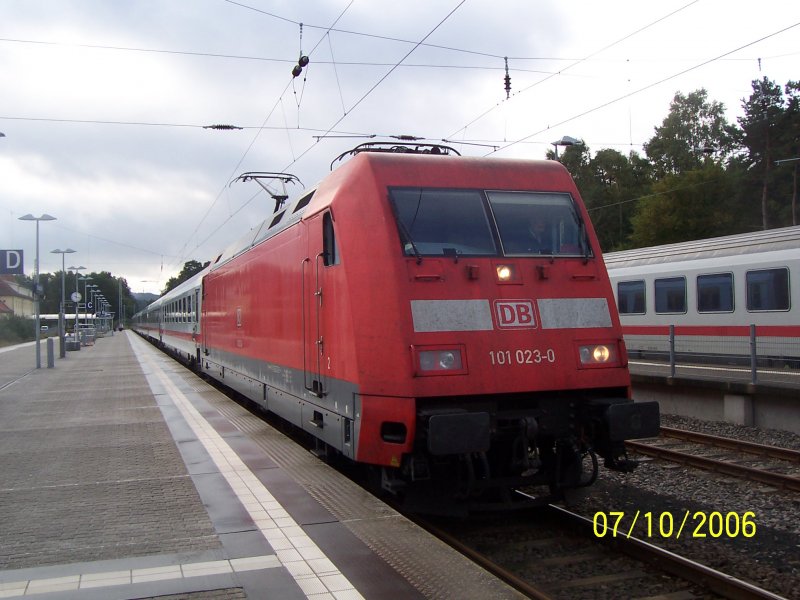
left=604, top=226, right=800, bottom=364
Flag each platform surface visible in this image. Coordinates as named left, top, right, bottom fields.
left=0, top=333, right=524, bottom=599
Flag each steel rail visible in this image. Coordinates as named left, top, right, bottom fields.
left=660, top=426, right=800, bottom=463
left=626, top=440, right=800, bottom=492
left=546, top=504, right=787, bottom=600
left=410, top=514, right=553, bottom=600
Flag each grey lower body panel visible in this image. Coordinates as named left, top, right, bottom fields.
left=202, top=348, right=360, bottom=460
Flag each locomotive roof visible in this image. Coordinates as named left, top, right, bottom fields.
left=208, top=152, right=570, bottom=272
left=603, top=225, right=800, bottom=268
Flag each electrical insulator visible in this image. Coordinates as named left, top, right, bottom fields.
left=504, top=57, right=511, bottom=99
left=292, top=56, right=310, bottom=78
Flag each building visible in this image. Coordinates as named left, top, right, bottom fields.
left=0, top=276, right=34, bottom=318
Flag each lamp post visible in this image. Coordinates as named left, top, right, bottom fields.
left=80, top=277, right=93, bottom=330
left=87, top=285, right=98, bottom=325
left=70, top=267, right=85, bottom=333
left=51, top=248, right=76, bottom=358
left=551, top=135, right=583, bottom=160
left=18, top=213, right=57, bottom=369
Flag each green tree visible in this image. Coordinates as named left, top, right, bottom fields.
left=628, top=163, right=735, bottom=246
left=163, top=260, right=209, bottom=295
left=644, top=89, right=735, bottom=178
left=737, top=77, right=786, bottom=230
left=778, top=81, right=799, bottom=225
left=584, top=149, right=653, bottom=251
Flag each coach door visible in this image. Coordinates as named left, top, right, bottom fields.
left=303, top=211, right=337, bottom=397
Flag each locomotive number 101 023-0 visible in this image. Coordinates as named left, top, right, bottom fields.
left=489, top=348, right=556, bottom=366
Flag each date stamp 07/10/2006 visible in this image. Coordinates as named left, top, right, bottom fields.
left=593, top=511, right=757, bottom=540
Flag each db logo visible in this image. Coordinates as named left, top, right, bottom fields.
left=494, top=300, right=537, bottom=329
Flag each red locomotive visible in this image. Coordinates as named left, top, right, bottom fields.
left=134, top=143, right=659, bottom=511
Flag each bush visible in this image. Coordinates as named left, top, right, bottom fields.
left=0, top=315, right=35, bottom=346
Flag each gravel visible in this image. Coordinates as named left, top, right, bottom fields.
left=568, top=413, right=800, bottom=599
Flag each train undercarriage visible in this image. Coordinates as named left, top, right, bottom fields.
left=380, top=392, right=660, bottom=513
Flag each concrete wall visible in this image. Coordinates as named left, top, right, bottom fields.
left=632, top=379, right=800, bottom=435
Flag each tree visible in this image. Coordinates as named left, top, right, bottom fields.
left=30, top=269, right=136, bottom=327
left=737, top=77, right=787, bottom=230
left=778, top=81, right=800, bottom=225
left=644, top=89, right=736, bottom=178
left=163, top=260, right=209, bottom=295
left=581, top=148, right=650, bottom=252
left=628, top=162, right=735, bottom=246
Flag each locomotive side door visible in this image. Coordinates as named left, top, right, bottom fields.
left=303, top=211, right=337, bottom=397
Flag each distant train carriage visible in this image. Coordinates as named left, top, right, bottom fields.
left=134, top=143, right=659, bottom=511
left=605, top=226, right=800, bottom=365
left=133, top=271, right=206, bottom=365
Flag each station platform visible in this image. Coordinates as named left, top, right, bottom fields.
left=0, top=332, right=524, bottom=599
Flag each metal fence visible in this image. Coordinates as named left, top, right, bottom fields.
left=625, top=325, right=800, bottom=388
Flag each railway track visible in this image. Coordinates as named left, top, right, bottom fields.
left=418, top=500, right=785, bottom=599
left=626, top=427, right=800, bottom=492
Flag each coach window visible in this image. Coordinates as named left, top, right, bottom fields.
left=655, top=277, right=687, bottom=314
left=697, top=273, right=734, bottom=313
left=389, top=188, right=497, bottom=257
left=617, top=280, right=646, bottom=314
left=322, top=212, right=340, bottom=266
left=746, top=267, right=790, bottom=311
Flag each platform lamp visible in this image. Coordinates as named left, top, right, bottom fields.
left=70, top=267, right=86, bottom=332
left=86, top=285, right=99, bottom=326
left=18, top=213, right=57, bottom=369
left=79, top=277, right=93, bottom=327
left=550, top=135, right=583, bottom=160
left=51, top=248, right=76, bottom=358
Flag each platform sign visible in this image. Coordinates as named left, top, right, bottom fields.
left=0, top=249, right=23, bottom=275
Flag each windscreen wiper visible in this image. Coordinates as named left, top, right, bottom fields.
left=395, top=214, right=423, bottom=264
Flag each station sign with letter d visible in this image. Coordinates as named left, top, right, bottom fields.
left=0, top=249, right=24, bottom=275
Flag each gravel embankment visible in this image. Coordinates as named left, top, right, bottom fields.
left=568, top=414, right=800, bottom=599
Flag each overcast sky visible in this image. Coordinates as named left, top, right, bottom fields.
left=1, top=0, right=797, bottom=295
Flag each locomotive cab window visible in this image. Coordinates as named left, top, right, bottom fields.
left=389, top=188, right=497, bottom=257
left=746, top=267, right=790, bottom=311
left=487, top=191, right=591, bottom=257
left=655, top=277, right=687, bottom=314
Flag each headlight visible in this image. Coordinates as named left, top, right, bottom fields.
left=496, top=265, right=513, bottom=281
left=414, top=346, right=467, bottom=376
left=579, top=343, right=618, bottom=366
left=494, top=263, right=519, bottom=283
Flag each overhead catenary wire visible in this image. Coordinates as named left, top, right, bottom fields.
left=490, top=20, right=800, bottom=156
left=5, top=3, right=796, bottom=283
left=280, top=0, right=467, bottom=171
left=171, top=1, right=356, bottom=269
left=172, top=1, right=466, bottom=269
left=449, top=0, right=701, bottom=140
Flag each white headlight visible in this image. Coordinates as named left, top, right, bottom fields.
left=496, top=265, right=512, bottom=281
left=579, top=344, right=617, bottom=365
left=417, top=348, right=464, bottom=373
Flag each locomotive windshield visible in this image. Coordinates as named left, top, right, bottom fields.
left=388, top=188, right=591, bottom=258
left=389, top=188, right=498, bottom=257
left=487, top=191, right=591, bottom=257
